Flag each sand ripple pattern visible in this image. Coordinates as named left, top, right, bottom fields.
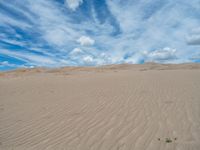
left=0, top=67, right=200, bottom=150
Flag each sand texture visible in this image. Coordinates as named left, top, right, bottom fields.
left=0, top=63, right=200, bottom=150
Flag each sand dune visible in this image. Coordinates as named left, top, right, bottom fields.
left=0, top=64, right=200, bottom=150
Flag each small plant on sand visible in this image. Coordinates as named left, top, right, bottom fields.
left=165, top=138, right=172, bottom=143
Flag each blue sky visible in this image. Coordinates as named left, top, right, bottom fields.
left=0, top=0, right=200, bottom=70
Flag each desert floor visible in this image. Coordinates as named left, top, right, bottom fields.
left=0, top=63, right=200, bottom=150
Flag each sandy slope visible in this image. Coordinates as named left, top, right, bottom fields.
left=0, top=64, right=200, bottom=150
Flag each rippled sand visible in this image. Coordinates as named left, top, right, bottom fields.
left=0, top=63, right=200, bottom=150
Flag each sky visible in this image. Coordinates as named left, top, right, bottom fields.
left=0, top=0, right=200, bottom=70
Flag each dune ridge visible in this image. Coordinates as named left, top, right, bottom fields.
left=0, top=64, right=200, bottom=150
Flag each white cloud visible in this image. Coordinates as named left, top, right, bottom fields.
left=65, top=0, right=83, bottom=11
left=0, top=11, right=31, bottom=29
left=106, top=0, right=199, bottom=61
left=24, top=0, right=85, bottom=49
left=0, top=61, right=15, bottom=67
left=1, top=39, right=27, bottom=47
left=68, top=48, right=97, bottom=65
left=0, top=50, right=57, bottom=66
left=70, top=48, right=83, bottom=55
left=0, top=61, right=27, bottom=68
left=44, top=28, right=69, bottom=47
left=83, top=55, right=94, bottom=64
left=77, top=36, right=95, bottom=46
left=143, top=47, right=177, bottom=63
left=123, top=53, right=144, bottom=64
left=1, top=0, right=200, bottom=69
left=69, top=48, right=85, bottom=62
left=0, top=61, right=9, bottom=66
left=94, top=53, right=112, bottom=65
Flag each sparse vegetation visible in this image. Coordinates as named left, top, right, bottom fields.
left=157, top=137, right=177, bottom=143
left=165, top=138, right=172, bottom=143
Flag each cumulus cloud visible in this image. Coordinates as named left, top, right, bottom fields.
left=83, top=56, right=94, bottom=65
left=65, top=0, right=83, bottom=11
left=77, top=36, right=95, bottom=46
left=143, top=47, right=177, bottom=63
left=70, top=48, right=83, bottom=55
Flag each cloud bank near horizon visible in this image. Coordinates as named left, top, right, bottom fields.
left=0, top=0, right=200, bottom=70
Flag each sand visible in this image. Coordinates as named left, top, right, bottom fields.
left=0, top=63, right=200, bottom=150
